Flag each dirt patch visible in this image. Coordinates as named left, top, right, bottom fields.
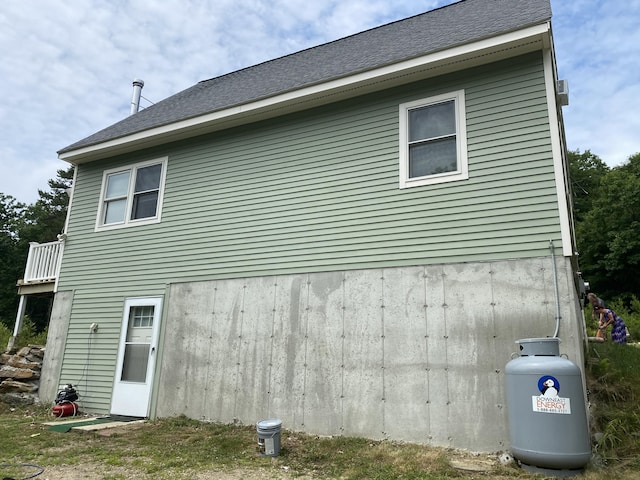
left=28, top=464, right=314, bottom=480
left=27, top=451, right=515, bottom=480
left=94, top=422, right=147, bottom=437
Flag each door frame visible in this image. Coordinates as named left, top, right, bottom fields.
left=110, top=296, right=163, bottom=417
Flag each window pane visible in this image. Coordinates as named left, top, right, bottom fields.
left=121, top=344, right=149, bottom=382
left=131, top=306, right=155, bottom=328
left=106, top=172, right=130, bottom=199
left=131, top=191, right=159, bottom=219
left=135, top=164, right=162, bottom=192
left=409, top=101, right=455, bottom=142
left=409, top=138, right=457, bottom=177
left=104, top=198, right=127, bottom=224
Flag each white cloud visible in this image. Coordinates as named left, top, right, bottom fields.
left=0, top=0, right=638, bottom=204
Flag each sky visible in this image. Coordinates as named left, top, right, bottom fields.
left=1, top=0, right=639, bottom=205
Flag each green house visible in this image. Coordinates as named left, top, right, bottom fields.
left=24, top=0, right=585, bottom=452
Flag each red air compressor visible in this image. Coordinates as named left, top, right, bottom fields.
left=52, top=384, right=79, bottom=417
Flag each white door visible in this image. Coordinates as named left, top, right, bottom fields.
left=111, top=296, right=163, bottom=417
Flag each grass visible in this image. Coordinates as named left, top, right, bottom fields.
left=0, top=316, right=48, bottom=349
left=585, top=342, right=640, bottom=467
left=1, top=329, right=640, bottom=479
left=0, top=385, right=638, bottom=480
left=0, top=403, right=538, bottom=480
left=1, top=406, right=514, bottom=480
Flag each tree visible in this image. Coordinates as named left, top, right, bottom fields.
left=0, top=166, right=74, bottom=332
left=576, top=153, right=640, bottom=300
left=20, top=166, right=74, bottom=244
left=0, top=194, right=26, bottom=328
left=20, top=166, right=74, bottom=332
left=568, top=150, right=609, bottom=224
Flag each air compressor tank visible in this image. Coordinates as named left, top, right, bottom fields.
left=52, top=401, right=79, bottom=417
left=505, top=338, right=591, bottom=476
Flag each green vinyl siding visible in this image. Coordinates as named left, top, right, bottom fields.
left=60, top=51, right=561, bottom=287
left=55, top=52, right=563, bottom=409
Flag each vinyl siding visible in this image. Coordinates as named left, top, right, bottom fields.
left=63, top=57, right=558, bottom=281
left=55, top=52, right=563, bottom=409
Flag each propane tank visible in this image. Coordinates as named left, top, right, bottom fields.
left=505, top=338, right=591, bottom=475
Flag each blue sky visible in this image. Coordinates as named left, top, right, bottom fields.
left=1, top=0, right=639, bottom=204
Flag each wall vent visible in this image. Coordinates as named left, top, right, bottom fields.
left=557, top=79, right=569, bottom=106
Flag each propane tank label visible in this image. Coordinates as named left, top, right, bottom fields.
left=532, top=395, right=571, bottom=414
left=531, top=375, right=572, bottom=415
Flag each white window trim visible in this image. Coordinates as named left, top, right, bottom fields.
left=95, top=157, right=168, bottom=231
left=399, top=90, right=468, bottom=188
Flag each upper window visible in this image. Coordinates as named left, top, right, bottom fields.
left=399, top=90, right=468, bottom=188
left=96, top=158, right=167, bottom=231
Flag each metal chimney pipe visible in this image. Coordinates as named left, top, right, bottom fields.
left=130, top=79, right=144, bottom=115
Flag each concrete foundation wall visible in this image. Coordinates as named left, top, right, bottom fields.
left=39, top=290, right=73, bottom=403
left=155, top=256, right=585, bottom=452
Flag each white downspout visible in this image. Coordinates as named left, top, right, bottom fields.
left=550, top=240, right=562, bottom=338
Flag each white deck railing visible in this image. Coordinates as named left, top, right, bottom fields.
left=23, top=240, right=64, bottom=283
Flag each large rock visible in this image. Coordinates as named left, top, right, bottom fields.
left=0, top=379, right=38, bottom=393
left=3, top=355, right=41, bottom=370
left=0, top=365, right=39, bottom=380
left=0, top=344, right=44, bottom=405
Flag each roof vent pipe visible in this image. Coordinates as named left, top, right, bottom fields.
left=129, top=79, right=144, bottom=115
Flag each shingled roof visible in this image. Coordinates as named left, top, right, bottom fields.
left=59, top=0, right=552, bottom=159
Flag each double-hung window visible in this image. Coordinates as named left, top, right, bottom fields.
left=96, top=157, right=167, bottom=230
left=399, top=90, right=468, bottom=188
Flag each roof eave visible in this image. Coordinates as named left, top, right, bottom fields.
left=60, top=22, right=551, bottom=164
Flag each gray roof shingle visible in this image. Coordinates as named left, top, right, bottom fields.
left=59, top=0, right=551, bottom=155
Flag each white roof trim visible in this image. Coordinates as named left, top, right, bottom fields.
left=60, top=23, right=550, bottom=163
